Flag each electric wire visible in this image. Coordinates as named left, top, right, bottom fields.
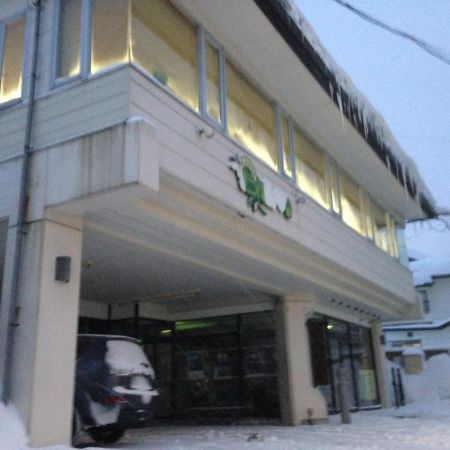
left=330, top=0, right=450, bottom=66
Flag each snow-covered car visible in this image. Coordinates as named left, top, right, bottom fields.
left=73, top=334, right=158, bottom=446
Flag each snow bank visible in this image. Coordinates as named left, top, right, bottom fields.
left=282, top=0, right=435, bottom=210
left=0, top=402, right=28, bottom=450
left=387, top=353, right=450, bottom=404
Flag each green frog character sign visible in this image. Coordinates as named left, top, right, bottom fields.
left=229, top=154, right=292, bottom=220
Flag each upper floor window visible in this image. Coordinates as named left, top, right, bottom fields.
left=419, top=290, right=430, bottom=314
left=0, top=15, right=26, bottom=105
left=55, top=0, right=82, bottom=79
left=91, top=0, right=129, bottom=74
left=227, top=60, right=277, bottom=170
left=294, top=128, right=328, bottom=209
left=340, top=174, right=364, bottom=235
left=131, top=0, right=198, bottom=111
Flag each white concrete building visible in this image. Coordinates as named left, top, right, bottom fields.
left=0, top=0, right=436, bottom=446
left=384, top=258, right=450, bottom=358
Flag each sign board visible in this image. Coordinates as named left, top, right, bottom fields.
left=229, top=154, right=293, bottom=220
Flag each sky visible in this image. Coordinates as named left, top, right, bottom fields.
left=294, top=0, right=450, bottom=260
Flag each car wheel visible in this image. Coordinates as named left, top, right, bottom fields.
left=88, top=425, right=125, bottom=444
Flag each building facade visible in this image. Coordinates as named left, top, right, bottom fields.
left=0, top=0, right=435, bottom=446
left=384, top=258, right=450, bottom=359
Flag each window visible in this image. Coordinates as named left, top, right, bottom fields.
left=328, top=161, right=341, bottom=215
left=131, top=0, right=199, bottom=111
left=55, top=0, right=82, bottom=79
left=372, top=202, right=389, bottom=253
left=204, top=38, right=222, bottom=123
left=419, top=290, right=430, bottom=314
left=294, top=128, right=328, bottom=208
left=387, top=216, right=399, bottom=258
left=227, top=61, right=277, bottom=170
left=340, top=174, right=364, bottom=235
left=361, top=194, right=374, bottom=240
left=91, top=0, right=129, bottom=74
left=0, top=15, right=25, bottom=104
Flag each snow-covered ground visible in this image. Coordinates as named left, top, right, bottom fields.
left=3, top=400, right=450, bottom=450
left=3, top=354, right=450, bottom=450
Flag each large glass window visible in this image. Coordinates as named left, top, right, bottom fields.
left=131, top=0, right=199, bottom=111
left=372, top=202, right=389, bottom=253
left=328, top=161, right=341, bottom=215
left=387, top=216, right=399, bottom=258
left=56, top=0, right=82, bottom=79
left=340, top=174, right=364, bottom=235
left=0, top=16, right=25, bottom=104
left=227, top=61, right=277, bottom=170
left=91, top=0, right=129, bottom=74
left=294, top=128, right=329, bottom=208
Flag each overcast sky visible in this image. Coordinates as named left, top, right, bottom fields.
left=295, top=0, right=450, bottom=260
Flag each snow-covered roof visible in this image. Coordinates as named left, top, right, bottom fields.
left=383, top=317, right=450, bottom=331
left=262, top=0, right=436, bottom=217
left=410, top=257, right=450, bottom=286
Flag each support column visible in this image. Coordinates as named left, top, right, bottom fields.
left=276, top=293, right=328, bottom=425
left=370, top=320, right=390, bottom=409
left=1, top=217, right=82, bottom=447
left=0, top=225, right=18, bottom=400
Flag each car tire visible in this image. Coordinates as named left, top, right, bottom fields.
left=88, top=425, right=125, bottom=444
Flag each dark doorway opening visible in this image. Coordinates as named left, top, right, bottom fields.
left=79, top=310, right=280, bottom=420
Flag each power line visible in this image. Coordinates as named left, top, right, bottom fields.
left=330, top=0, right=450, bottom=66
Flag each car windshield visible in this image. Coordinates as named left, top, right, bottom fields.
left=105, top=339, right=154, bottom=377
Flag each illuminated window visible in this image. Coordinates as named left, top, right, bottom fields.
left=388, top=216, right=399, bottom=258
left=0, top=16, right=25, bottom=104
left=328, top=161, right=341, bottom=215
left=227, top=61, right=277, bottom=170
left=55, top=0, right=82, bottom=79
left=340, top=174, right=364, bottom=235
left=131, top=0, right=199, bottom=111
left=280, top=114, right=293, bottom=178
left=361, top=194, right=374, bottom=240
left=294, top=128, right=328, bottom=208
left=91, top=0, right=129, bottom=74
left=372, top=202, right=389, bottom=253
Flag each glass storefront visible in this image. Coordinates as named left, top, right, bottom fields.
left=79, top=310, right=279, bottom=419
left=307, top=315, right=379, bottom=412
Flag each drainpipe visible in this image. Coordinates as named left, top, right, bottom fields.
left=1, top=0, right=42, bottom=403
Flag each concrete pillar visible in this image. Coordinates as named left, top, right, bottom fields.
left=370, top=320, right=391, bottom=409
left=0, top=217, right=82, bottom=447
left=0, top=225, right=18, bottom=401
left=276, top=293, right=328, bottom=425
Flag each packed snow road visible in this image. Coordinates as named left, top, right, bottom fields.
left=108, top=401, right=450, bottom=450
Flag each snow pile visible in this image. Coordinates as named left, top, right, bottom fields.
left=410, top=257, right=450, bottom=286
left=281, top=0, right=435, bottom=210
left=0, top=402, right=28, bottom=450
left=388, top=353, right=450, bottom=403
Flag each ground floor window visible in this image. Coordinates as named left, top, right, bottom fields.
left=307, top=315, right=379, bottom=411
left=79, top=310, right=279, bottom=419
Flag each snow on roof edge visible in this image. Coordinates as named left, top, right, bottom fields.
left=280, top=0, right=436, bottom=214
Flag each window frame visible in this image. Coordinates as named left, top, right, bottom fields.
left=276, top=106, right=296, bottom=181
left=51, top=0, right=87, bottom=88
left=0, top=11, right=28, bottom=109
left=198, top=26, right=227, bottom=131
